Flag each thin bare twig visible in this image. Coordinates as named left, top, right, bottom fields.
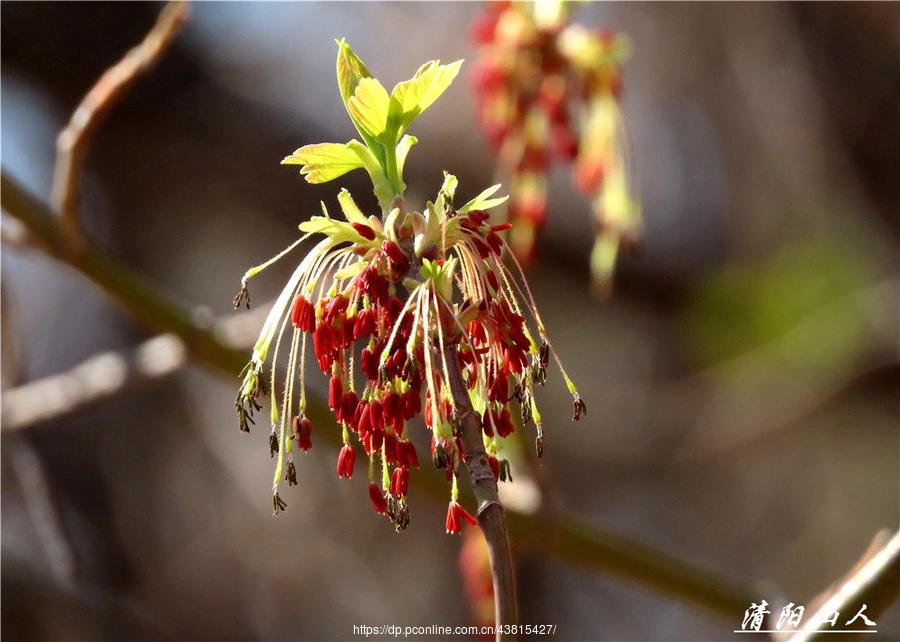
left=444, top=345, right=518, bottom=641
left=50, top=0, right=189, bottom=248
left=1, top=303, right=271, bottom=433
left=2, top=334, right=186, bottom=432
left=1, top=170, right=761, bottom=619
left=786, top=529, right=900, bottom=642
left=8, top=437, right=79, bottom=583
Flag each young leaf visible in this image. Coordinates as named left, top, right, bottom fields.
left=435, top=172, right=458, bottom=215
left=336, top=39, right=372, bottom=109
left=395, top=135, right=418, bottom=178
left=336, top=40, right=385, bottom=166
left=337, top=188, right=368, bottom=225
left=348, top=77, right=391, bottom=141
left=458, top=184, right=509, bottom=213
left=281, top=143, right=364, bottom=184
left=299, top=216, right=373, bottom=246
left=388, top=59, right=464, bottom=135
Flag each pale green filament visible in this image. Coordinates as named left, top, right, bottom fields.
left=298, top=332, right=308, bottom=411
left=241, top=233, right=310, bottom=285
left=253, top=237, right=335, bottom=364
left=268, top=303, right=295, bottom=426
left=431, top=290, right=454, bottom=412
left=273, top=328, right=301, bottom=489
left=381, top=442, right=390, bottom=489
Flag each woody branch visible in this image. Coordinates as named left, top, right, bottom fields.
left=444, top=344, right=518, bottom=640
left=50, top=0, right=189, bottom=249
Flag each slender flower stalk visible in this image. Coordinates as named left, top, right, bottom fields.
left=233, top=40, right=582, bottom=638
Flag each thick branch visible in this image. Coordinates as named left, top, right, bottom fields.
left=444, top=345, right=518, bottom=641
left=2, top=171, right=763, bottom=619
left=51, top=0, right=189, bottom=247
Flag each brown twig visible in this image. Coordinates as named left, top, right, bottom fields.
left=50, top=0, right=189, bottom=249
left=444, top=345, right=518, bottom=641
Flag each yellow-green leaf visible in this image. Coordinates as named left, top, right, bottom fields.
left=389, top=59, right=463, bottom=134
left=337, top=188, right=367, bottom=225
left=459, top=183, right=509, bottom=213
left=348, top=77, right=390, bottom=141
left=281, top=143, right=363, bottom=183
left=336, top=39, right=372, bottom=108
left=299, top=216, right=370, bottom=245
left=396, top=134, right=418, bottom=177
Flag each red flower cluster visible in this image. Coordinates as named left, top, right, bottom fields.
left=234, top=39, right=583, bottom=528
left=471, top=1, right=641, bottom=294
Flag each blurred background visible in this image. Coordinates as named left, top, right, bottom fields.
left=1, top=2, right=897, bottom=640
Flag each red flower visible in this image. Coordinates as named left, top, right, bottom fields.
left=446, top=501, right=478, bottom=534
left=397, top=439, right=419, bottom=469
left=488, top=455, right=500, bottom=481
left=382, top=240, right=410, bottom=276
left=368, top=482, right=388, bottom=514
left=352, top=222, right=376, bottom=241
left=336, top=444, right=356, bottom=478
left=390, top=466, right=410, bottom=498
left=290, top=294, right=316, bottom=332
left=235, top=41, right=585, bottom=532
left=361, top=347, right=379, bottom=381
left=354, top=307, right=377, bottom=340
left=383, top=431, right=398, bottom=464
left=292, top=416, right=313, bottom=451
left=328, top=375, right=343, bottom=410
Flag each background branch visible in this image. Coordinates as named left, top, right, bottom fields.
left=2, top=303, right=272, bottom=433
left=50, top=0, right=189, bottom=248
left=786, top=529, right=899, bottom=642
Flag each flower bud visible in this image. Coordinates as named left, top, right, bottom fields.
left=292, top=416, right=313, bottom=451
left=337, top=444, right=356, bottom=478
left=328, top=375, right=343, bottom=410
left=368, top=482, right=388, bottom=514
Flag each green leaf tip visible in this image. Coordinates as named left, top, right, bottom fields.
left=281, top=142, right=364, bottom=184
left=335, top=39, right=373, bottom=107
left=388, top=58, right=464, bottom=138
